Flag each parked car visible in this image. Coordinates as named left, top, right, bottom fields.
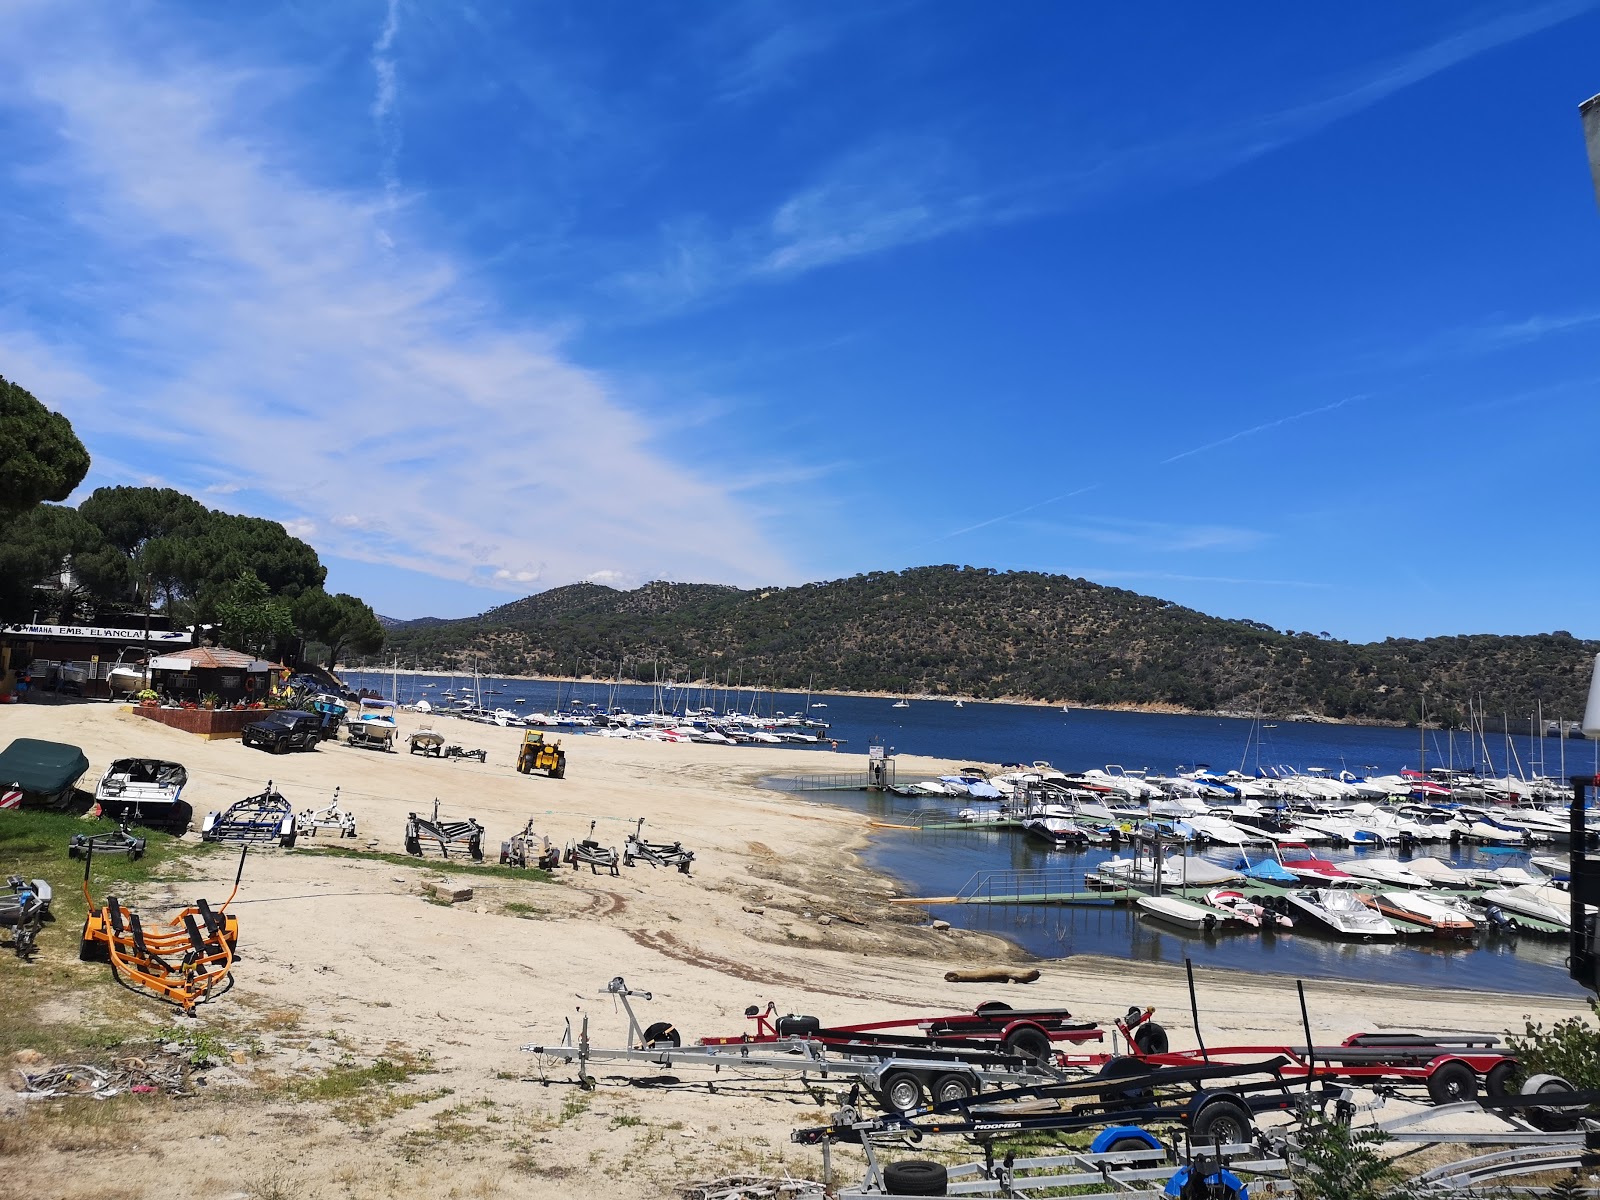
left=242, top=710, right=322, bottom=754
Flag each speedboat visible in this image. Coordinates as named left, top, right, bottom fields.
left=1367, top=891, right=1478, bottom=937
left=1023, top=815, right=1090, bottom=848
left=94, top=758, right=189, bottom=826
left=1137, top=895, right=1238, bottom=931
left=1204, top=888, right=1292, bottom=930
left=1478, top=882, right=1574, bottom=928
left=1285, top=889, right=1399, bottom=937
left=1341, top=859, right=1430, bottom=889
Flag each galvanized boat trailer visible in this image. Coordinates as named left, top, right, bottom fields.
left=296, top=787, right=358, bottom=838
left=564, top=822, right=620, bottom=876
left=405, top=798, right=485, bottom=861
left=623, top=818, right=695, bottom=873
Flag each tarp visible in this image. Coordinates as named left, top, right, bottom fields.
left=0, top=738, right=90, bottom=805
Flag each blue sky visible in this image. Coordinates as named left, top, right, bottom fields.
left=2, top=2, right=1598, bottom=641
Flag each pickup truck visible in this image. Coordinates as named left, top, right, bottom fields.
left=242, top=710, right=322, bottom=754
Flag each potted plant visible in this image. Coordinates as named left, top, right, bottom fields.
left=200, top=692, right=220, bottom=710
left=135, top=688, right=159, bottom=709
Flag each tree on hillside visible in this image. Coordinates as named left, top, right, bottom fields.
left=0, top=504, right=108, bottom=623
left=213, top=569, right=294, bottom=658
left=0, top=374, right=91, bottom=526
left=293, top=589, right=385, bottom=667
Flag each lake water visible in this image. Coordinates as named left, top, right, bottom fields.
left=342, top=670, right=1591, bottom=996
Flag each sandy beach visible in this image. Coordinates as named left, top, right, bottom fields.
left=0, top=700, right=1587, bottom=1199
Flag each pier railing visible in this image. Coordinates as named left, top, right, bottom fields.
left=780, top=763, right=896, bottom=792
left=954, top=866, right=1103, bottom=904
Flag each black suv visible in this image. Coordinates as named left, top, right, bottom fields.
left=242, top=710, right=322, bottom=754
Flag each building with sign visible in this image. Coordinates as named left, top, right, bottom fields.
left=1, top=622, right=194, bottom=699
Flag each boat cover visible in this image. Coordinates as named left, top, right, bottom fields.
left=1235, top=856, right=1297, bottom=884
left=0, top=738, right=90, bottom=804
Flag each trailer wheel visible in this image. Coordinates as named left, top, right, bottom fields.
left=1522, top=1073, right=1579, bottom=1131
left=1190, top=1097, right=1253, bottom=1146
left=930, top=1073, right=975, bottom=1104
left=776, top=1015, right=821, bottom=1037
left=280, top=829, right=297, bottom=850
left=1133, top=1021, right=1169, bottom=1056
left=642, top=1021, right=681, bottom=1048
left=1098, top=1056, right=1153, bottom=1108
left=468, top=835, right=484, bottom=862
left=975, top=1000, right=1012, bottom=1014
left=79, top=918, right=109, bottom=963
left=1485, top=1060, right=1518, bottom=1098
left=1426, top=1061, right=1478, bottom=1105
left=884, top=1159, right=947, bottom=1196
left=1104, top=1136, right=1156, bottom=1155
left=879, top=1071, right=926, bottom=1114
left=405, top=834, right=422, bottom=857
left=1002, top=1025, right=1052, bottom=1063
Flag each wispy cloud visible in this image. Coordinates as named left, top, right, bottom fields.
left=0, top=7, right=793, bottom=597
left=913, top=486, right=1101, bottom=551
left=1386, top=308, right=1600, bottom=367
left=1160, top=396, right=1363, bottom=466
left=1026, top=518, right=1268, bottom=554
left=371, top=0, right=402, bottom=210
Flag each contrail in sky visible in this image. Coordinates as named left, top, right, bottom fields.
left=1159, top=395, right=1363, bottom=465
left=922, top=485, right=1101, bottom=547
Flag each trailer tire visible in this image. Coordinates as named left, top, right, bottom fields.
left=1097, top=1056, right=1153, bottom=1108
left=468, top=834, right=484, bottom=862
left=280, top=830, right=297, bottom=850
left=975, top=1001, right=1012, bottom=1014
left=1190, top=1097, right=1253, bottom=1146
left=1485, top=1060, right=1518, bottom=1098
left=879, top=1071, right=926, bottom=1114
left=931, top=1072, right=976, bottom=1104
left=1426, top=1061, right=1478, bottom=1105
left=777, top=1015, right=821, bottom=1037
left=405, top=834, right=421, bottom=857
left=1105, top=1136, right=1155, bottom=1155
left=884, top=1159, right=947, bottom=1196
left=1522, top=1073, right=1579, bottom=1131
left=79, top=918, right=109, bottom=962
left=642, top=1021, right=681, bottom=1048
left=1002, top=1025, right=1051, bottom=1063
left=1133, top=1021, right=1169, bottom=1056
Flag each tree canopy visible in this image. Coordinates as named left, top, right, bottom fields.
left=213, top=569, right=295, bottom=658
left=0, top=374, right=90, bottom=526
left=293, top=589, right=385, bottom=668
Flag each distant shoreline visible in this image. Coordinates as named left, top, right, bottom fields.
left=336, top=663, right=1413, bottom=729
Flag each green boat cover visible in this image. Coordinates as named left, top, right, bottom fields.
left=0, top=738, right=91, bottom=804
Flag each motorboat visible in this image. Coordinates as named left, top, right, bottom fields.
left=1285, top=889, right=1399, bottom=937
left=891, top=700, right=910, bottom=709
left=1023, top=815, right=1090, bottom=848
left=1468, top=866, right=1546, bottom=888
left=1340, top=859, right=1430, bottom=889
left=1231, top=852, right=1299, bottom=885
left=1403, top=856, right=1477, bottom=887
left=1478, top=882, right=1575, bottom=928
left=1104, top=852, right=1242, bottom=888
left=1186, top=814, right=1274, bottom=847
left=1367, top=891, right=1478, bottom=937
left=1204, top=888, right=1292, bottom=930
left=1531, top=855, right=1571, bottom=882
left=1137, top=895, right=1237, bottom=931
left=1276, top=843, right=1354, bottom=885
left=349, top=698, right=399, bottom=749
left=94, top=758, right=189, bottom=826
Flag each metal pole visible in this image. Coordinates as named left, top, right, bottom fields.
left=1185, top=957, right=1208, bottom=1062
left=1297, top=979, right=1315, bottom=1094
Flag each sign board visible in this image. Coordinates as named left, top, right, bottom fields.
left=0, top=623, right=192, bottom=644
left=869, top=744, right=886, bottom=761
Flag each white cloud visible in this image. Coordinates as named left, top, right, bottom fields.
left=0, top=8, right=792, bottom=600
left=1036, top=518, right=1268, bottom=554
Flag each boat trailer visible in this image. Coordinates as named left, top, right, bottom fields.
left=0, top=876, right=51, bottom=960
left=501, top=818, right=561, bottom=870
left=68, top=821, right=149, bottom=861
left=564, top=822, right=621, bottom=876
left=443, top=744, right=488, bottom=763
left=405, top=798, right=485, bottom=861
left=201, top=783, right=298, bottom=848
left=623, top=818, right=695, bottom=874
left=522, top=977, right=1070, bottom=1113
left=296, top=787, right=358, bottom=839
left=408, top=729, right=445, bottom=757
left=78, top=846, right=245, bottom=1015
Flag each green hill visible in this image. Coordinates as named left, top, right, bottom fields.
left=364, top=566, right=1598, bottom=726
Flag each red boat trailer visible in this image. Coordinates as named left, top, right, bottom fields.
left=700, top=999, right=1125, bottom=1063
left=1131, top=1031, right=1517, bottom=1104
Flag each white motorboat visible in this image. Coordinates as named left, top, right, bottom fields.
left=1468, top=866, right=1545, bottom=888
left=1340, top=859, right=1430, bottom=889
left=1186, top=814, right=1274, bottom=847
left=1137, top=895, right=1231, bottom=931
left=94, top=758, right=189, bottom=826
left=1023, top=815, right=1089, bottom=847
left=1403, top=856, right=1477, bottom=887
left=349, top=698, right=399, bottom=749
left=1368, top=891, right=1478, bottom=937
left=1478, top=882, right=1574, bottom=928
left=891, top=700, right=910, bottom=708
left=1107, top=853, right=1243, bottom=888
left=1284, top=889, right=1399, bottom=937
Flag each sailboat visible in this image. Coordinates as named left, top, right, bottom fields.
left=891, top=699, right=910, bottom=709
left=954, top=700, right=964, bottom=708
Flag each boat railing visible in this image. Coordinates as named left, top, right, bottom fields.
left=953, top=866, right=1098, bottom=904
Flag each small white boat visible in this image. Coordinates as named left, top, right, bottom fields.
left=1023, top=815, right=1089, bottom=847
left=954, top=699, right=964, bottom=708
left=891, top=700, right=910, bottom=709
left=1403, top=856, right=1477, bottom=887
left=1341, top=859, right=1430, bottom=889
left=1285, top=888, right=1398, bottom=937
left=1479, top=882, right=1573, bottom=928
left=1138, top=894, right=1230, bottom=931
left=1469, top=866, right=1545, bottom=888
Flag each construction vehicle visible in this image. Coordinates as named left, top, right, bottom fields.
left=516, top=730, right=566, bottom=778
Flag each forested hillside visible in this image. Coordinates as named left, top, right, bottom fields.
left=366, top=566, right=1597, bottom=725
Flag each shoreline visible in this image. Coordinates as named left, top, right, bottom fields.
left=338, top=663, right=1410, bottom=729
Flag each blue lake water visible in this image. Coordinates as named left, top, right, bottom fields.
left=343, top=670, right=1592, bottom=996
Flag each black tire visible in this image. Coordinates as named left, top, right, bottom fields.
left=405, top=834, right=422, bottom=857
left=1485, top=1060, right=1518, bottom=1098
left=1105, top=1136, right=1155, bottom=1155
left=1426, top=1060, right=1479, bottom=1105
left=1002, top=1025, right=1052, bottom=1063
left=1190, top=1098, right=1253, bottom=1146
left=68, top=845, right=83, bottom=860
left=884, top=1160, right=947, bottom=1196
left=78, top=918, right=109, bottom=963
left=1098, top=1056, right=1154, bottom=1108
left=1133, top=1021, right=1169, bottom=1056
left=776, top=1015, right=821, bottom=1037
left=879, top=1070, right=926, bottom=1114
left=1523, top=1073, right=1579, bottom=1131
left=169, top=801, right=193, bottom=834
left=468, top=835, right=484, bottom=862
left=930, top=1072, right=975, bottom=1104
left=280, top=830, right=297, bottom=850
left=129, top=847, right=144, bottom=862
left=641, top=1021, right=681, bottom=1048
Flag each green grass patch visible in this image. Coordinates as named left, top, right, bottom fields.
left=286, top=1048, right=441, bottom=1126
left=297, top=842, right=554, bottom=883
left=0, top=807, right=226, bottom=1057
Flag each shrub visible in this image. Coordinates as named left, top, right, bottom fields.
left=1507, top=997, right=1600, bottom=1090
